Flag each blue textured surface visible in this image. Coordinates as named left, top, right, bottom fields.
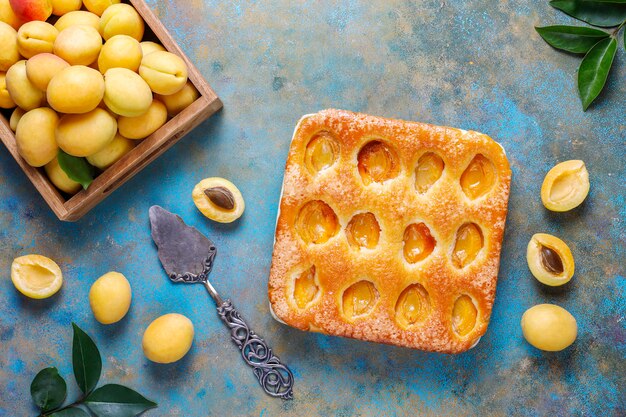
left=1, top=1, right=625, bottom=416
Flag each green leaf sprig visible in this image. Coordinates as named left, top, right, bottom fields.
left=536, top=1, right=626, bottom=110
left=57, top=151, right=97, bottom=191
left=31, top=323, right=157, bottom=417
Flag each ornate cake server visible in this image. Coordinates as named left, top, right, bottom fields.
left=148, top=205, right=294, bottom=399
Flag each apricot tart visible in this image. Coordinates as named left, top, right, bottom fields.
left=268, top=109, right=511, bottom=353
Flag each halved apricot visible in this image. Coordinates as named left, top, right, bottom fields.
left=415, top=152, right=444, bottom=193
left=452, top=295, right=477, bottom=337
left=304, top=131, right=339, bottom=175
left=342, top=280, right=378, bottom=320
left=293, top=266, right=319, bottom=309
left=357, top=140, right=399, bottom=185
left=345, top=212, right=380, bottom=250
left=460, top=154, right=496, bottom=199
left=451, top=223, right=483, bottom=268
left=395, top=283, right=430, bottom=328
left=402, top=223, right=436, bottom=264
left=295, top=200, right=340, bottom=244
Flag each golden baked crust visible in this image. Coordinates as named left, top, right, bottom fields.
left=268, top=109, right=511, bottom=353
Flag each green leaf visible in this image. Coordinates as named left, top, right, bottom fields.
left=85, top=384, right=157, bottom=417
left=72, top=323, right=102, bottom=395
left=578, top=37, right=618, bottom=110
left=57, top=150, right=96, bottom=190
left=550, top=0, right=626, bottom=27
left=535, top=25, right=609, bottom=53
left=30, top=367, right=67, bottom=412
left=51, top=407, right=92, bottom=417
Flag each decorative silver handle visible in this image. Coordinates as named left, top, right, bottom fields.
left=216, top=300, right=294, bottom=399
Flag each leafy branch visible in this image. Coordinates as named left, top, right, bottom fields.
left=31, top=323, right=157, bottom=417
left=536, top=0, right=626, bottom=110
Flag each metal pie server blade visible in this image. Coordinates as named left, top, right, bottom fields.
left=148, top=205, right=294, bottom=399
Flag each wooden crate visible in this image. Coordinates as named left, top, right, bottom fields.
left=0, top=0, right=222, bottom=221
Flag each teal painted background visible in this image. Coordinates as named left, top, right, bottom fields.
left=1, top=1, right=625, bottom=416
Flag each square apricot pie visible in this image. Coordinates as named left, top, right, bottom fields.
left=268, top=109, right=511, bottom=353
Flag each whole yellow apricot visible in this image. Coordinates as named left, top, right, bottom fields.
left=89, top=271, right=132, bottom=324
left=26, top=53, right=70, bottom=91
left=140, top=41, right=165, bottom=57
left=98, top=34, right=142, bottom=74
left=139, top=51, right=188, bottom=95
left=0, top=0, right=26, bottom=30
left=0, top=21, right=19, bottom=71
left=6, top=60, right=46, bottom=110
left=142, top=313, right=194, bottom=364
left=9, top=107, right=25, bottom=131
left=86, top=132, right=134, bottom=169
left=118, top=99, right=166, bottom=139
left=9, top=0, right=53, bottom=22
left=50, top=0, right=81, bottom=16
left=99, top=3, right=143, bottom=41
left=15, top=107, right=59, bottom=167
left=53, top=25, right=102, bottom=66
left=17, top=21, right=58, bottom=58
left=82, top=0, right=118, bottom=16
left=47, top=65, right=104, bottom=113
left=103, top=67, right=152, bottom=117
left=53, top=10, right=100, bottom=32
left=44, top=155, right=81, bottom=194
left=156, top=81, right=199, bottom=116
left=521, top=304, right=577, bottom=351
left=56, top=108, right=116, bottom=156
left=0, top=72, right=15, bottom=108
